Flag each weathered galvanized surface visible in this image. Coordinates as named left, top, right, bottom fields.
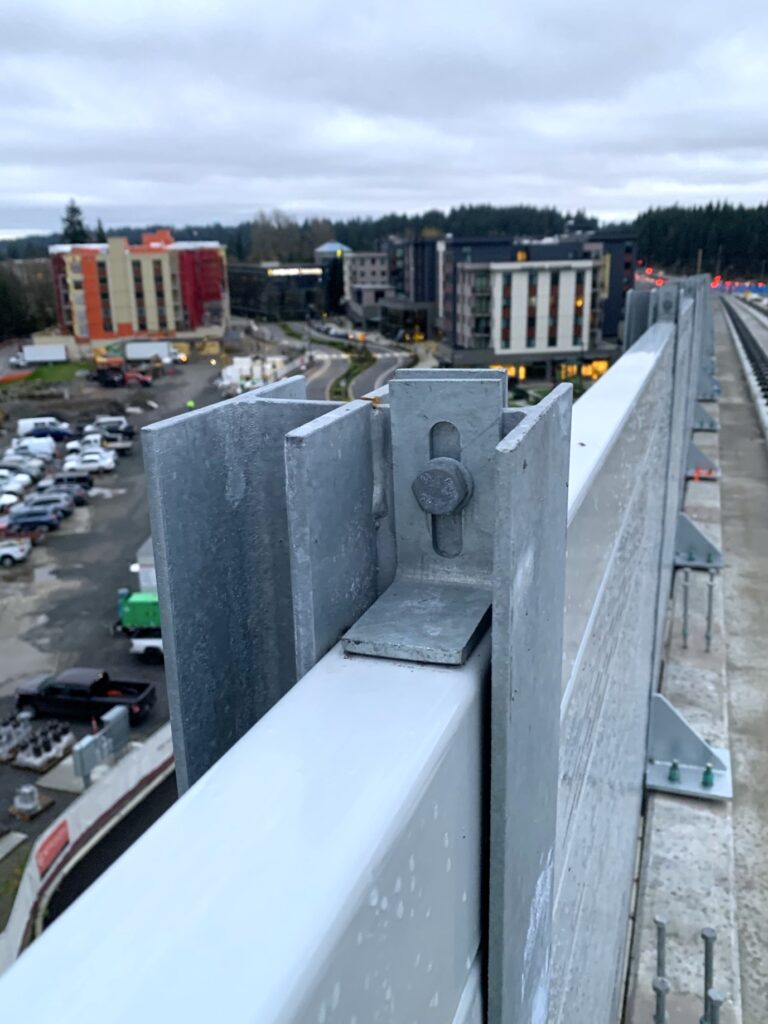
left=489, top=384, right=572, bottom=1024
left=285, top=400, right=378, bottom=678
left=1, top=284, right=717, bottom=1023
left=343, top=373, right=506, bottom=663
left=554, top=325, right=677, bottom=1024
left=143, top=378, right=338, bottom=790
left=0, top=637, right=490, bottom=1024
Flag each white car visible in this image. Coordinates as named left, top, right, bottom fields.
left=63, top=450, right=117, bottom=473
left=0, top=469, right=32, bottom=494
left=66, top=434, right=105, bottom=456
left=0, top=537, right=31, bottom=567
left=0, top=493, right=20, bottom=511
left=86, top=415, right=134, bottom=435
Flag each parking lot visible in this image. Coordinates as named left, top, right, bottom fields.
left=0, top=359, right=221, bottom=856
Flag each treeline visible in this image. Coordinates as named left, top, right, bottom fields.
left=0, top=263, right=56, bottom=341
left=635, top=202, right=768, bottom=277
left=0, top=204, right=598, bottom=264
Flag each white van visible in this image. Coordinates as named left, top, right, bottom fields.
left=16, top=416, right=71, bottom=438
left=12, top=436, right=56, bottom=460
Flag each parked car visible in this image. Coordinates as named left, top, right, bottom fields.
left=0, top=493, right=20, bottom=511
left=16, top=416, right=71, bottom=438
left=83, top=426, right=133, bottom=453
left=27, top=424, right=75, bottom=442
left=36, top=480, right=89, bottom=505
left=93, top=415, right=134, bottom=436
left=83, top=415, right=135, bottom=438
left=9, top=506, right=61, bottom=531
left=9, top=435, right=56, bottom=460
left=1, top=457, right=44, bottom=482
left=8, top=353, right=27, bottom=369
left=16, top=668, right=157, bottom=724
left=0, top=537, right=32, bottom=567
left=25, top=492, right=75, bottom=517
left=63, top=449, right=117, bottom=473
left=0, top=518, right=46, bottom=545
left=0, top=470, right=32, bottom=495
left=65, top=434, right=107, bottom=456
left=46, top=470, right=94, bottom=491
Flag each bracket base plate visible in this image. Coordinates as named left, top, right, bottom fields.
left=342, top=579, right=491, bottom=664
left=646, top=746, right=732, bottom=801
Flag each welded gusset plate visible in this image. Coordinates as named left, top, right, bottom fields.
left=342, top=579, right=491, bottom=664
left=686, top=441, right=720, bottom=480
left=674, top=512, right=723, bottom=569
left=697, top=368, right=721, bottom=401
left=693, top=402, right=719, bottom=431
left=646, top=695, right=732, bottom=800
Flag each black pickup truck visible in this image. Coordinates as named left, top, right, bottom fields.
left=16, top=668, right=156, bottom=725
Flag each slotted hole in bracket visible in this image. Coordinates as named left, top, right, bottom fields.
left=429, top=420, right=462, bottom=558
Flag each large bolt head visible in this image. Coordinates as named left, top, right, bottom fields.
left=412, top=457, right=473, bottom=516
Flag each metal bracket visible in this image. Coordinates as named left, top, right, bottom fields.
left=674, top=513, right=723, bottom=569
left=646, top=694, right=732, bottom=800
left=686, top=441, right=720, bottom=480
left=693, top=402, right=719, bottom=432
left=342, top=369, right=508, bottom=664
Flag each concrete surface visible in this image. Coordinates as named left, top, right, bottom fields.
left=0, top=832, right=26, bottom=864
left=627, top=401, right=741, bottom=1024
left=716, top=303, right=768, bottom=1023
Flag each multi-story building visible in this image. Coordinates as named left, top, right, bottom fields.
left=442, top=259, right=601, bottom=374
left=382, top=238, right=439, bottom=339
left=342, top=252, right=394, bottom=325
left=48, top=230, right=228, bottom=348
left=313, top=240, right=352, bottom=266
left=582, top=228, right=636, bottom=338
left=228, top=263, right=326, bottom=321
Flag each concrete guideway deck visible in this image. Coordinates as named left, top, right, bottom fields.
left=716, top=304, right=768, bottom=1024
left=628, top=301, right=768, bottom=1024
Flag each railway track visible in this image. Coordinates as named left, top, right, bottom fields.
left=722, top=297, right=768, bottom=404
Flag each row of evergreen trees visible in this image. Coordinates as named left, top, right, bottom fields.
left=2, top=199, right=767, bottom=340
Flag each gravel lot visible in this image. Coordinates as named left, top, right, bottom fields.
left=0, top=361, right=221, bottom=849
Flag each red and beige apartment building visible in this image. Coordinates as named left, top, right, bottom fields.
left=46, top=230, right=228, bottom=351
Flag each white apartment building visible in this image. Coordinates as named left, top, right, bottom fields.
left=455, top=260, right=599, bottom=356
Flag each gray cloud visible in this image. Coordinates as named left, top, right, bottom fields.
left=2, top=0, right=768, bottom=235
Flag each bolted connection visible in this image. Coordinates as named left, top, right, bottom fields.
left=412, top=457, right=474, bottom=516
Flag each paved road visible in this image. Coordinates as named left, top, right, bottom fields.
left=305, top=344, right=348, bottom=400
left=716, top=304, right=768, bottom=1023
left=349, top=338, right=411, bottom=399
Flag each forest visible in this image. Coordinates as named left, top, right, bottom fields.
left=2, top=200, right=768, bottom=339
left=4, top=202, right=768, bottom=278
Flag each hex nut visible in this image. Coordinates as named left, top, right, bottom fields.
left=411, top=458, right=473, bottom=516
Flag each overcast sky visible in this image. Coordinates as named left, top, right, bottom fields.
left=3, top=0, right=768, bottom=237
